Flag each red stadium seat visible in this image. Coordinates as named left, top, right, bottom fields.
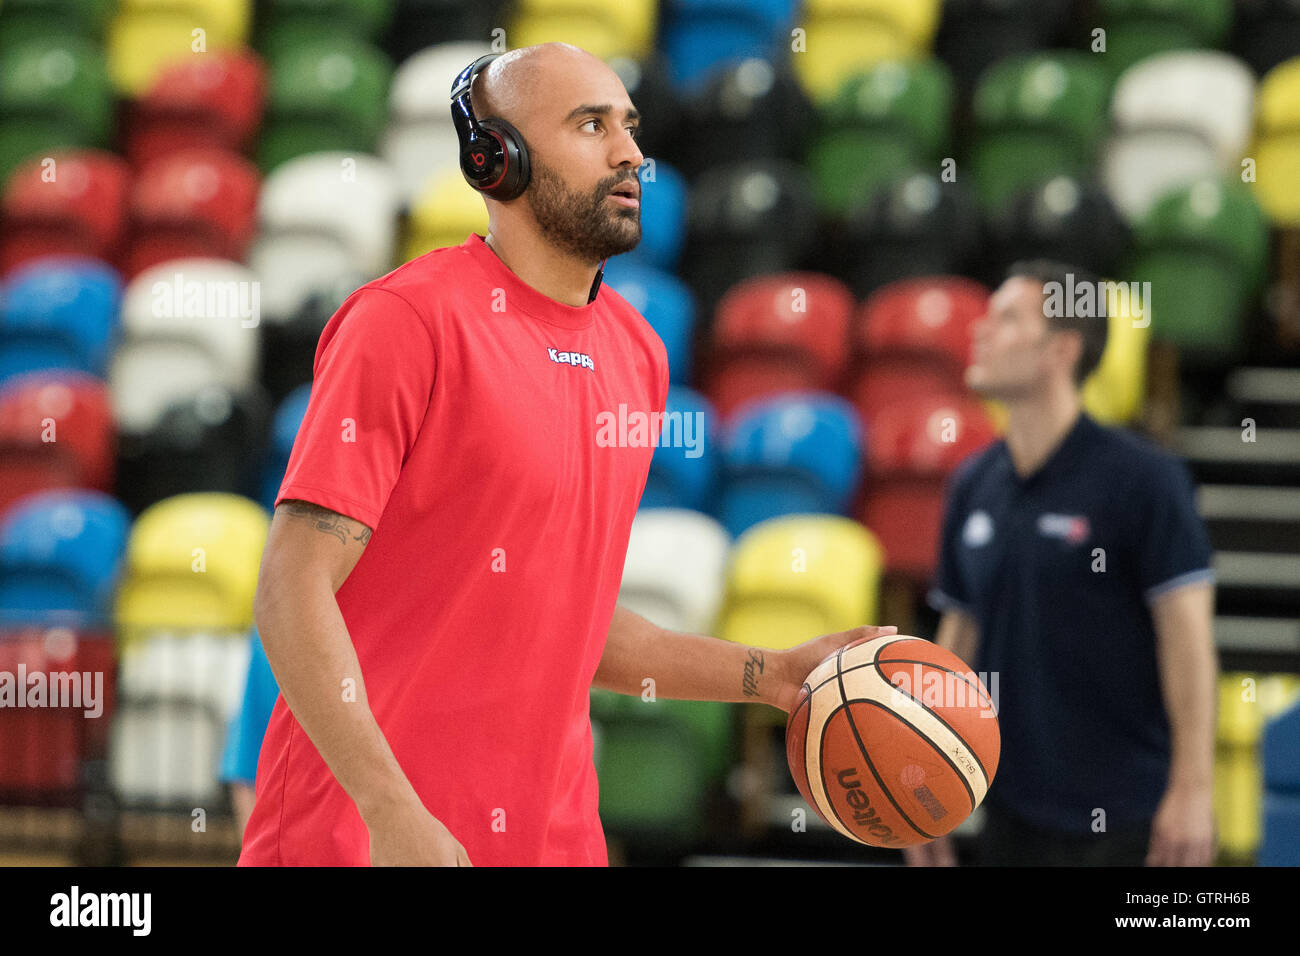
left=125, top=49, right=267, bottom=166
left=0, top=626, right=116, bottom=798
left=0, top=150, right=132, bottom=277
left=848, top=276, right=990, bottom=424
left=0, top=373, right=115, bottom=515
left=122, top=147, right=260, bottom=278
left=858, top=393, right=997, bottom=580
left=704, top=272, right=855, bottom=419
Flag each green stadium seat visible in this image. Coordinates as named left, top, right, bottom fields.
left=259, top=37, right=393, bottom=174
left=595, top=711, right=708, bottom=848
left=0, top=34, right=113, bottom=183
left=969, top=51, right=1110, bottom=209
left=806, top=58, right=953, bottom=216
left=591, top=688, right=734, bottom=787
left=1131, top=177, right=1269, bottom=356
left=1096, top=0, right=1234, bottom=81
left=257, top=0, right=396, bottom=54
left=0, top=0, right=115, bottom=52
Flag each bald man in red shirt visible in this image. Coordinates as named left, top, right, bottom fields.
left=239, top=42, right=895, bottom=866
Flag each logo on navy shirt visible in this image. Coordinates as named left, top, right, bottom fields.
left=1037, top=513, right=1091, bottom=545
left=963, top=510, right=994, bottom=547
left=548, top=347, right=594, bottom=371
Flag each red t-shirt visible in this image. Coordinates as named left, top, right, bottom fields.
left=238, top=232, right=667, bottom=866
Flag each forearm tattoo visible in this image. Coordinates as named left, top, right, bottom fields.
left=742, top=648, right=765, bottom=698
left=279, top=500, right=373, bottom=546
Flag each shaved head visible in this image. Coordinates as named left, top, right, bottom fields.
left=466, top=43, right=645, bottom=264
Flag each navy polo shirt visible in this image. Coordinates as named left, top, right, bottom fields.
left=928, top=411, right=1214, bottom=834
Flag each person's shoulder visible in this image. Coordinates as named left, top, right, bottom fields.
left=950, top=437, right=1005, bottom=494
left=355, top=244, right=473, bottom=314
left=1091, top=417, right=1193, bottom=489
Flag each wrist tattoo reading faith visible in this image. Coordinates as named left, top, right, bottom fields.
left=280, top=500, right=373, bottom=546
left=742, top=648, right=765, bottom=698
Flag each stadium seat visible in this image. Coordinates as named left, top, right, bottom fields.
left=680, top=159, right=818, bottom=319
left=123, top=148, right=261, bottom=278
left=108, top=629, right=252, bottom=807
left=383, top=0, right=509, bottom=67
left=0, top=489, right=131, bottom=629
left=792, top=0, right=943, bottom=105
left=603, top=261, right=697, bottom=385
left=0, top=150, right=131, bottom=276
left=0, top=35, right=113, bottom=182
left=858, top=393, right=997, bottom=579
left=0, top=256, right=121, bottom=381
left=1080, top=278, right=1151, bottom=426
left=703, top=272, right=854, bottom=420
left=258, top=385, right=311, bottom=511
left=381, top=40, right=490, bottom=204
left=983, top=175, right=1130, bottom=282
left=1251, top=56, right=1300, bottom=228
left=1232, top=0, right=1300, bottom=77
left=641, top=386, right=718, bottom=511
left=848, top=276, right=989, bottom=422
left=115, top=384, right=271, bottom=516
left=661, top=0, right=798, bottom=94
left=607, top=53, right=685, bottom=165
left=617, top=160, right=688, bottom=273
left=508, top=0, right=658, bottom=60
left=0, top=624, right=117, bottom=798
left=620, top=507, right=730, bottom=633
left=1102, top=51, right=1256, bottom=223
left=1095, top=0, right=1234, bottom=81
left=0, top=0, right=116, bottom=52
left=249, top=151, right=399, bottom=318
left=257, top=0, right=395, bottom=51
left=0, top=372, right=115, bottom=513
left=124, top=49, right=267, bottom=166
left=107, top=0, right=252, bottom=97
left=112, top=258, right=262, bottom=433
left=1130, top=177, right=1269, bottom=356
left=717, top=392, right=863, bottom=538
left=113, top=492, right=268, bottom=637
left=259, top=36, right=393, bottom=174
left=718, top=513, right=884, bottom=650
left=805, top=58, right=953, bottom=217
left=258, top=275, right=365, bottom=402
left=826, top=173, right=982, bottom=299
left=676, top=58, right=813, bottom=180
left=969, top=52, right=1110, bottom=210
left=934, top=0, right=1075, bottom=96
left=404, top=168, right=489, bottom=260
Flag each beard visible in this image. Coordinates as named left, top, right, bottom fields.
left=524, top=151, right=641, bottom=262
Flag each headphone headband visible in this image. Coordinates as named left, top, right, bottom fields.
left=451, top=53, right=531, bottom=201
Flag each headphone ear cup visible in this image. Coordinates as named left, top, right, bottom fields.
left=478, top=118, right=531, bottom=201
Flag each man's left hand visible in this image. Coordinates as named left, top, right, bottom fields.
left=769, top=624, right=900, bottom=714
left=1146, top=783, right=1216, bottom=866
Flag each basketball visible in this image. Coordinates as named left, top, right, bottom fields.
left=786, top=635, right=1001, bottom=848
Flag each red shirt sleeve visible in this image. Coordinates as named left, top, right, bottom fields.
left=275, top=286, right=437, bottom=529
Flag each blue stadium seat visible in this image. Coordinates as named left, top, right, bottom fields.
left=0, top=488, right=131, bottom=628
left=0, top=256, right=121, bottom=382
left=619, top=159, right=687, bottom=272
left=603, top=261, right=697, bottom=385
left=717, top=391, right=863, bottom=537
left=641, top=386, right=718, bottom=511
left=661, top=0, right=797, bottom=94
left=259, top=384, right=312, bottom=510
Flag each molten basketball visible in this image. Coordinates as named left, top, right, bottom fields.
left=785, top=635, right=1000, bottom=848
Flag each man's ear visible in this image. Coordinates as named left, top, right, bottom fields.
left=1055, top=328, right=1085, bottom=382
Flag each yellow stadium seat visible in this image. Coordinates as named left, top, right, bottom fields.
left=404, top=168, right=490, bottom=261
left=107, top=0, right=251, bottom=96
left=795, top=0, right=943, bottom=104
left=718, top=514, right=884, bottom=651
left=510, top=0, right=657, bottom=60
left=1081, top=278, right=1150, bottom=425
left=114, top=493, right=268, bottom=638
left=1217, top=672, right=1300, bottom=746
left=1250, top=135, right=1300, bottom=227
left=1255, top=56, right=1300, bottom=137
left=1214, top=743, right=1261, bottom=858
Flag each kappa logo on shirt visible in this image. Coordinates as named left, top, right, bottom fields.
left=548, top=347, right=595, bottom=371
left=1037, top=513, right=1091, bottom=545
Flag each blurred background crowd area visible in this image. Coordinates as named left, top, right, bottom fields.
left=0, top=0, right=1298, bottom=866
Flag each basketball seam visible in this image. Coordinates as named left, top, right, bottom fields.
left=833, top=645, right=937, bottom=842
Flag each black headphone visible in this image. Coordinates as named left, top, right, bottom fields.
left=451, top=52, right=607, bottom=303
left=451, top=53, right=531, bottom=201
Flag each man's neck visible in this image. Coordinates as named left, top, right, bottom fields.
left=484, top=230, right=600, bottom=309
left=1001, top=385, right=1083, bottom=480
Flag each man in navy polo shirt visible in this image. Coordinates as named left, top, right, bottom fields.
left=905, top=260, right=1218, bottom=867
